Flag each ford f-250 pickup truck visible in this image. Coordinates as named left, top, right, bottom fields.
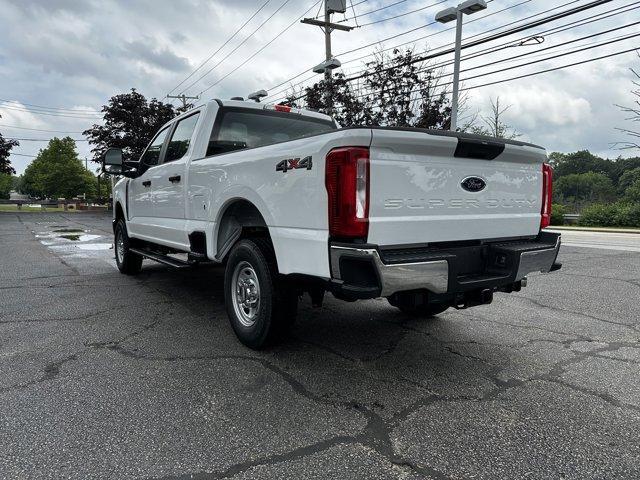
left=102, top=99, right=561, bottom=349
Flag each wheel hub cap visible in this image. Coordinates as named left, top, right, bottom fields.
left=231, top=261, right=261, bottom=327
left=116, top=230, right=125, bottom=263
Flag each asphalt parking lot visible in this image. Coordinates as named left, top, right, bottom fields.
left=1, top=211, right=639, bottom=480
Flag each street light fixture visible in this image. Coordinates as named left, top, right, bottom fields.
left=312, top=57, right=342, bottom=74
left=435, top=0, right=487, bottom=131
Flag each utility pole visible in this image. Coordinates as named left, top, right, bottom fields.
left=166, top=94, right=200, bottom=109
left=301, top=1, right=353, bottom=114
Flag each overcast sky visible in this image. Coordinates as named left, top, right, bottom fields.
left=1, top=0, right=639, bottom=174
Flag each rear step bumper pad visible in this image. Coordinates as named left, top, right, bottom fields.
left=329, top=232, right=561, bottom=298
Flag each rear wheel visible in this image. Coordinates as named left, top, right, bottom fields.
left=114, top=218, right=143, bottom=275
left=224, top=238, right=298, bottom=349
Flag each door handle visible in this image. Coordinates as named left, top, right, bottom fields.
left=142, top=180, right=151, bottom=187
left=168, top=175, right=181, bottom=183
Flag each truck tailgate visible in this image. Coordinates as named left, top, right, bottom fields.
left=368, top=128, right=546, bottom=245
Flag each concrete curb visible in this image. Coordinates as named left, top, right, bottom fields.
left=548, top=226, right=640, bottom=234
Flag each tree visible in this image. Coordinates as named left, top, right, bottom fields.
left=83, top=88, right=177, bottom=163
left=21, top=137, right=98, bottom=199
left=554, top=172, right=617, bottom=209
left=550, top=150, right=615, bottom=180
left=623, top=178, right=640, bottom=203
left=0, top=173, right=13, bottom=199
left=615, top=52, right=640, bottom=150
left=287, top=48, right=451, bottom=129
left=0, top=114, right=19, bottom=175
left=470, top=97, right=520, bottom=139
left=617, top=167, right=640, bottom=195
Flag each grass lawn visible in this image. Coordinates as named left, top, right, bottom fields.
left=0, top=205, right=72, bottom=212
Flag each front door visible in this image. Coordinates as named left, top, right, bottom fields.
left=149, top=111, right=201, bottom=247
left=127, top=125, right=171, bottom=241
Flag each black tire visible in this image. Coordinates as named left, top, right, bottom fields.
left=114, top=218, right=143, bottom=275
left=224, top=238, right=298, bottom=349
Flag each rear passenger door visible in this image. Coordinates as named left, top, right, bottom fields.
left=148, top=111, right=201, bottom=248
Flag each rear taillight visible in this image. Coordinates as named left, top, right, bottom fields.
left=541, top=163, right=553, bottom=229
left=325, top=147, right=370, bottom=239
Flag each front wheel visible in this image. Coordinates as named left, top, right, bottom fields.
left=224, top=238, right=297, bottom=349
left=114, top=219, right=143, bottom=275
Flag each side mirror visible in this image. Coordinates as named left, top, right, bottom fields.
left=102, top=148, right=123, bottom=175
left=102, top=148, right=139, bottom=178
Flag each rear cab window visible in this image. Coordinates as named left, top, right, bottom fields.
left=206, top=107, right=336, bottom=157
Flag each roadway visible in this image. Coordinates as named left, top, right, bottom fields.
left=1, top=212, right=639, bottom=479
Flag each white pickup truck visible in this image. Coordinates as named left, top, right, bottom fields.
left=102, top=99, right=561, bottom=348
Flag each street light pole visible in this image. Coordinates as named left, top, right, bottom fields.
left=450, top=11, right=463, bottom=131
left=435, top=0, right=487, bottom=131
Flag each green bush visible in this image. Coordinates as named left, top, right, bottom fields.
left=550, top=203, right=568, bottom=225
left=614, top=203, right=640, bottom=227
left=579, top=202, right=640, bottom=228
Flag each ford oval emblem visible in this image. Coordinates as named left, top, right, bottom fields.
left=461, top=176, right=486, bottom=193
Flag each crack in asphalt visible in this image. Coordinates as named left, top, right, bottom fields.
left=553, top=271, right=640, bottom=290
left=0, top=353, right=79, bottom=394
left=516, top=294, right=640, bottom=331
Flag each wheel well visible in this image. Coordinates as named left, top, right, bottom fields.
left=114, top=202, right=125, bottom=231
left=216, top=200, right=269, bottom=261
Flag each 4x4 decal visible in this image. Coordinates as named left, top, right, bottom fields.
left=276, top=156, right=312, bottom=173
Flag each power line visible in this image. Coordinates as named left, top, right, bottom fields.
left=267, top=0, right=538, bottom=101
left=453, top=31, right=640, bottom=84
left=0, top=105, right=101, bottom=119
left=337, top=0, right=410, bottom=22
left=339, top=0, right=568, bottom=73
left=265, top=0, right=515, bottom=98
left=351, top=40, right=639, bottom=100
left=343, top=0, right=608, bottom=83
left=5, top=138, right=88, bottom=142
left=197, top=0, right=322, bottom=96
left=8, top=153, right=38, bottom=158
left=358, top=0, right=449, bottom=28
left=415, top=18, right=640, bottom=80
left=0, top=98, right=100, bottom=114
left=176, top=0, right=301, bottom=96
left=279, top=0, right=615, bottom=103
left=0, top=124, right=84, bottom=134
left=272, top=0, right=619, bottom=99
left=166, top=0, right=273, bottom=97
left=460, top=46, right=638, bottom=92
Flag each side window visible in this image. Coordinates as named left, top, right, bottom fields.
left=165, top=112, right=200, bottom=163
left=206, top=109, right=335, bottom=157
left=140, top=127, right=170, bottom=166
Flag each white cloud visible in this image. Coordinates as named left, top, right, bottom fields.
left=1, top=0, right=639, bottom=174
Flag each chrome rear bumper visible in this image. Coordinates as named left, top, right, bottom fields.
left=329, top=232, right=561, bottom=299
